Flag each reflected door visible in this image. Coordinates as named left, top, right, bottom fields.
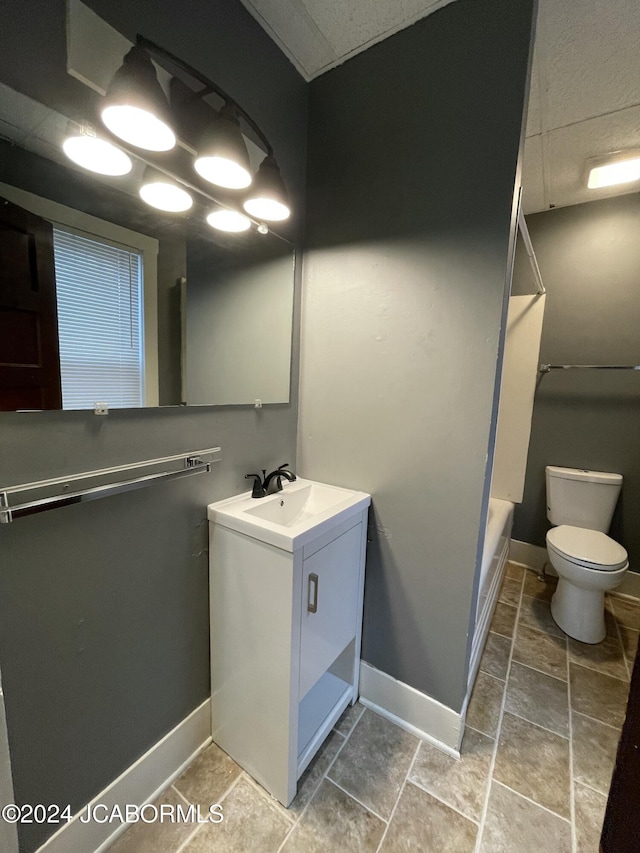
left=0, top=197, right=61, bottom=410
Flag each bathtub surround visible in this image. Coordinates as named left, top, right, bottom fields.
left=300, top=0, right=535, bottom=719
left=512, top=193, right=640, bottom=578
left=0, top=1, right=306, bottom=850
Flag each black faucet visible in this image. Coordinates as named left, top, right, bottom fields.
left=263, top=463, right=297, bottom=495
left=245, top=464, right=296, bottom=498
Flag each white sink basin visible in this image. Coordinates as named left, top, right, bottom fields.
left=208, top=478, right=370, bottom=551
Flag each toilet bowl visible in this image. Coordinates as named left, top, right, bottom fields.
left=547, top=525, right=628, bottom=643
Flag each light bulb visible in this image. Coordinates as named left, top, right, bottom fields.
left=101, top=105, right=176, bottom=152
left=206, top=209, right=251, bottom=232
left=195, top=155, right=252, bottom=189
left=139, top=179, right=192, bottom=212
left=243, top=197, right=290, bottom=221
left=62, top=133, right=132, bottom=176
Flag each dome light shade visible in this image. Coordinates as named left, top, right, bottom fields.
left=139, top=168, right=192, bottom=212
left=62, top=124, right=132, bottom=176
left=206, top=208, right=251, bottom=232
left=242, top=156, right=290, bottom=221
left=587, top=153, right=640, bottom=189
left=194, top=104, right=252, bottom=189
left=101, top=46, right=176, bottom=152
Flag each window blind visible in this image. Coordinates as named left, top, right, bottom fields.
left=52, top=228, right=144, bottom=409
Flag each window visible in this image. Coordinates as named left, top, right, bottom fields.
left=53, top=228, right=144, bottom=409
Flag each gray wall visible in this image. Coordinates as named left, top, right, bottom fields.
left=186, top=248, right=294, bottom=405
left=0, top=1, right=306, bottom=850
left=299, top=0, right=534, bottom=712
left=512, top=193, right=640, bottom=575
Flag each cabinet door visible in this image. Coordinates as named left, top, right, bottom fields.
left=299, top=522, right=362, bottom=699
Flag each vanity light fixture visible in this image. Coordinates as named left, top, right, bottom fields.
left=206, top=208, right=251, bottom=233
left=69, top=35, right=291, bottom=232
left=62, top=122, right=133, bottom=176
left=101, top=44, right=176, bottom=152
left=243, top=155, right=291, bottom=222
left=587, top=151, right=640, bottom=189
left=139, top=167, right=193, bottom=212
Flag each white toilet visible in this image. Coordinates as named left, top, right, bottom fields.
left=545, top=465, right=628, bottom=644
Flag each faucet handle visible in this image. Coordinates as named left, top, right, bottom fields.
left=245, top=473, right=266, bottom=499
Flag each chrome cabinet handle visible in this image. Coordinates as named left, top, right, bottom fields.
left=308, top=573, right=318, bottom=613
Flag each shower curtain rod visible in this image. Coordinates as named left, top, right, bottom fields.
left=0, top=447, right=221, bottom=523
left=540, top=364, right=640, bottom=373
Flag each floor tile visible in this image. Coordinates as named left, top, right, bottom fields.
left=568, top=634, right=628, bottom=681
left=465, top=672, right=505, bottom=738
left=572, top=712, right=621, bottom=794
left=505, top=562, right=525, bottom=580
left=410, top=726, right=493, bottom=821
left=479, top=632, right=511, bottom=680
left=499, top=577, right=522, bottom=608
left=173, top=743, right=243, bottom=807
left=108, top=786, right=199, bottom=853
left=490, top=602, right=518, bottom=638
left=379, top=782, right=477, bottom=853
left=523, top=570, right=557, bottom=603
left=327, top=709, right=417, bottom=819
left=289, top=729, right=345, bottom=816
left=493, top=712, right=570, bottom=818
left=505, top=662, right=569, bottom=736
left=281, top=780, right=384, bottom=853
left=333, top=702, right=365, bottom=737
left=184, top=777, right=291, bottom=852
left=574, top=782, right=607, bottom=853
left=513, top=623, right=567, bottom=680
left=569, top=663, right=629, bottom=727
left=618, top=624, right=639, bottom=664
left=479, top=781, right=571, bottom=853
left=519, top=594, right=565, bottom=639
left=609, top=596, right=640, bottom=630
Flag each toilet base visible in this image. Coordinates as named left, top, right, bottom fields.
left=551, top=579, right=606, bottom=644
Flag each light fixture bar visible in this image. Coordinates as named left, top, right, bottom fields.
left=135, top=35, right=274, bottom=157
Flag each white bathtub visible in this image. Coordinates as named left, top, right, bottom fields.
left=466, top=498, right=514, bottom=695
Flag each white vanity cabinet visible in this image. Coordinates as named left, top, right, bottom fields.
left=208, top=479, right=370, bottom=806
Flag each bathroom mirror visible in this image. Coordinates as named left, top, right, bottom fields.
left=0, top=82, right=295, bottom=411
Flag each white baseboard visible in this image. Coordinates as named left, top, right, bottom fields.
left=510, top=538, right=640, bottom=600
left=509, top=539, right=549, bottom=572
left=359, top=662, right=462, bottom=756
left=37, top=699, right=212, bottom=853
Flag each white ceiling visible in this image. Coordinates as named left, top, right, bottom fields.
left=241, top=0, right=640, bottom=214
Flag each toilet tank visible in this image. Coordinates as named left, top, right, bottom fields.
left=546, top=466, right=623, bottom=532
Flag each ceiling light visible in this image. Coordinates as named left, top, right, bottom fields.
left=62, top=123, right=132, bottom=176
left=139, top=168, right=192, bottom=212
left=587, top=154, right=640, bottom=189
left=194, top=105, right=252, bottom=189
left=206, top=208, right=251, bottom=232
left=101, top=45, right=176, bottom=152
left=243, top=156, right=290, bottom=222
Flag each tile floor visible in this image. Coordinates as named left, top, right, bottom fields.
left=109, top=563, right=637, bottom=853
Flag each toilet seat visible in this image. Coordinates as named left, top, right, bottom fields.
left=547, top=525, right=628, bottom=572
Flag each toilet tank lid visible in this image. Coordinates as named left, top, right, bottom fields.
left=548, top=525, right=628, bottom=567
left=546, top=466, right=623, bottom=485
